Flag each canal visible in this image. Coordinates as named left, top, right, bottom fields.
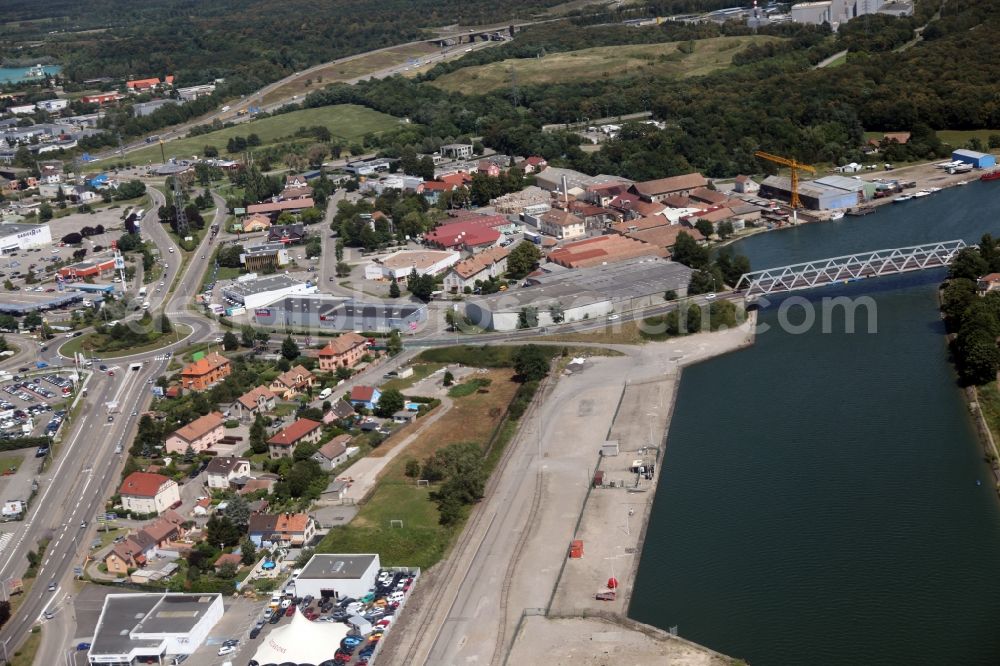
left=630, top=180, right=1000, bottom=665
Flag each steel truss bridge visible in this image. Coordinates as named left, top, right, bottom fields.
left=735, top=239, right=967, bottom=297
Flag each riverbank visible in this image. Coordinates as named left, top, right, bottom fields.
left=504, top=313, right=756, bottom=662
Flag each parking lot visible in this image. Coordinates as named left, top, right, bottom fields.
left=180, top=566, right=418, bottom=666
left=0, top=371, right=75, bottom=441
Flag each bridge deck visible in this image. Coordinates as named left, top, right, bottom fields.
left=736, top=240, right=967, bottom=297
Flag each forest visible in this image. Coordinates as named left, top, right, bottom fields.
left=0, top=0, right=565, bottom=86
left=292, top=0, right=1000, bottom=182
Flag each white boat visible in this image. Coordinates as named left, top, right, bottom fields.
left=829, top=210, right=845, bottom=220
left=894, top=194, right=914, bottom=202
left=913, top=190, right=930, bottom=198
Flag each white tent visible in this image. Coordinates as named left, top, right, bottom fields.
left=251, top=612, right=349, bottom=665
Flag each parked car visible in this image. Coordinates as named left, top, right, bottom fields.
left=217, top=645, right=235, bottom=656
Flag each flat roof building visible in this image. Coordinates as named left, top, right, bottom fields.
left=251, top=294, right=426, bottom=333
left=292, top=553, right=381, bottom=600
left=88, top=592, right=223, bottom=665
left=465, top=257, right=692, bottom=331
left=0, top=221, right=51, bottom=254
left=220, top=274, right=315, bottom=309
left=364, top=249, right=460, bottom=281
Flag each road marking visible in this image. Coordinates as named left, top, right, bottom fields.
left=0, top=531, right=13, bottom=557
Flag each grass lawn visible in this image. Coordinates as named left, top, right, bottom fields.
left=379, top=363, right=444, bottom=392
left=124, top=105, right=404, bottom=165
left=262, top=43, right=440, bottom=105
left=59, top=324, right=191, bottom=359
left=9, top=627, right=41, bottom=666
left=0, top=454, right=23, bottom=473
left=316, top=368, right=520, bottom=569
left=936, top=129, right=1000, bottom=149
left=975, top=382, right=1000, bottom=456
left=447, top=377, right=492, bottom=398
left=429, top=36, right=782, bottom=93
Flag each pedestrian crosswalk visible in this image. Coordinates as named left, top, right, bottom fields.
left=0, top=531, right=14, bottom=556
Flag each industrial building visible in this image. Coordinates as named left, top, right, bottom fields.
left=364, top=249, right=460, bottom=280
left=759, top=174, right=867, bottom=210
left=292, top=553, right=381, bottom=600
left=464, top=257, right=693, bottom=331
left=252, top=293, right=427, bottom=332
left=0, top=221, right=51, bottom=254
left=220, top=274, right=316, bottom=310
left=952, top=149, right=997, bottom=169
left=790, top=0, right=910, bottom=26
left=87, top=593, right=224, bottom=665
left=239, top=242, right=289, bottom=271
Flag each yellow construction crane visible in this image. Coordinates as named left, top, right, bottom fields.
left=754, top=151, right=816, bottom=209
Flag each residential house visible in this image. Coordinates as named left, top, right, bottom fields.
left=442, top=245, right=511, bottom=293
left=325, top=400, right=356, bottom=424
left=733, top=175, right=759, bottom=194
left=180, top=352, right=231, bottom=391
left=164, top=411, right=225, bottom=455
left=518, top=156, right=548, bottom=174
left=141, top=510, right=187, bottom=548
left=249, top=199, right=314, bottom=218
left=629, top=173, right=708, bottom=203
left=238, top=213, right=272, bottom=233
left=476, top=160, right=501, bottom=177
left=238, top=476, right=278, bottom=496
left=119, top=472, right=181, bottom=516
left=349, top=385, right=382, bottom=411
left=269, top=364, right=316, bottom=399
left=440, top=143, right=474, bottom=160
left=285, top=175, right=308, bottom=189
left=267, top=418, right=323, bottom=459
left=248, top=512, right=318, bottom=548
left=205, top=457, right=251, bottom=490
left=267, top=223, right=307, bottom=244
left=978, top=273, right=1000, bottom=294
left=233, top=385, right=277, bottom=422
left=538, top=209, right=586, bottom=240
left=213, top=553, right=243, bottom=573
left=311, top=434, right=354, bottom=471
left=105, top=531, right=155, bottom=575
left=318, top=333, right=369, bottom=372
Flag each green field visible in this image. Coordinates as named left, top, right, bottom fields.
left=936, top=129, right=1000, bottom=148
left=125, top=104, right=405, bottom=165
left=429, top=36, right=782, bottom=93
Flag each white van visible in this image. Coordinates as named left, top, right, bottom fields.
left=318, top=387, right=332, bottom=400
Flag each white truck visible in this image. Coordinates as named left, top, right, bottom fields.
left=139, top=286, right=147, bottom=298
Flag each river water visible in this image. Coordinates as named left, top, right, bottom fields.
left=630, top=180, right=1000, bottom=665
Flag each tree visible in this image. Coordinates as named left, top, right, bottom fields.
left=204, top=145, right=219, bottom=158
left=443, top=370, right=454, bottom=387
left=183, top=444, right=196, bottom=464
left=38, top=202, right=53, bottom=222
left=548, top=303, right=565, bottom=323
left=664, top=289, right=678, bottom=301
left=336, top=261, right=351, bottom=277
left=24, top=311, right=43, bottom=329
left=375, top=388, right=405, bottom=417
left=281, top=335, right=300, bottom=360
left=404, top=458, right=421, bottom=479
left=672, top=232, right=711, bottom=269
left=224, top=495, right=252, bottom=529
left=205, top=515, right=241, bottom=548
left=239, top=537, right=258, bottom=566
left=518, top=306, right=538, bottom=329
left=157, top=313, right=172, bottom=334
left=249, top=414, right=267, bottom=454
left=218, top=561, right=238, bottom=579
left=389, top=280, right=400, bottom=298
left=512, top=345, right=550, bottom=381
left=507, top=242, right=542, bottom=279
left=406, top=269, right=436, bottom=302
left=950, top=248, right=989, bottom=281
left=386, top=330, right=403, bottom=356
left=695, top=219, right=715, bottom=240
left=222, top=331, right=239, bottom=351
left=241, top=325, right=256, bottom=348
left=717, top=220, right=735, bottom=239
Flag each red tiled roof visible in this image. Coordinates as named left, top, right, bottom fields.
left=171, top=411, right=224, bottom=443
left=237, top=385, right=276, bottom=411
left=350, top=385, right=376, bottom=402
left=268, top=418, right=322, bottom=447
left=247, top=198, right=315, bottom=214
left=119, top=471, right=172, bottom=498
left=449, top=245, right=511, bottom=279
left=320, top=333, right=368, bottom=357
left=547, top=235, right=664, bottom=268
left=631, top=173, right=708, bottom=197
left=181, top=352, right=229, bottom=377
left=425, top=218, right=504, bottom=248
